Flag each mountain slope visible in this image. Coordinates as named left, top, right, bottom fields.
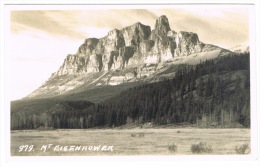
left=27, top=15, right=232, bottom=99
left=11, top=53, right=250, bottom=130
left=229, top=45, right=249, bottom=53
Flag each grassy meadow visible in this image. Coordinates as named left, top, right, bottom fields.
left=11, top=128, right=250, bottom=156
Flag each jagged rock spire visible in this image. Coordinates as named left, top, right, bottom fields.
left=154, top=15, right=171, bottom=37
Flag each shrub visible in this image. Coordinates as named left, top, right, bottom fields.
left=131, top=132, right=145, bottom=137
left=168, top=143, right=178, bottom=153
left=131, top=133, right=136, bottom=137
left=191, top=142, right=212, bottom=154
left=138, top=132, right=145, bottom=137
left=177, top=130, right=181, bottom=133
left=235, top=144, right=250, bottom=154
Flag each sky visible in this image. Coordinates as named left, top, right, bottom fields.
left=5, top=5, right=250, bottom=100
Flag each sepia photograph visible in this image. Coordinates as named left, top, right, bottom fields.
left=1, top=1, right=259, bottom=164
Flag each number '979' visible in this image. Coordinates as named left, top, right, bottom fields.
left=18, top=145, right=34, bottom=152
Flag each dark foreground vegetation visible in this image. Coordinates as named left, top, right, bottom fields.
left=11, top=53, right=250, bottom=130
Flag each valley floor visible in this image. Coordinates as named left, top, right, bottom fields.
left=11, top=128, right=250, bottom=156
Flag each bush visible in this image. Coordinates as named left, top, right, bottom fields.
left=191, top=142, right=212, bottom=154
left=138, top=132, right=145, bottom=137
left=235, top=144, right=250, bottom=154
left=168, top=143, right=178, bottom=153
left=131, top=133, right=136, bottom=137
left=131, top=132, right=145, bottom=137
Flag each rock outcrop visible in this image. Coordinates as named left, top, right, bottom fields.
left=175, top=31, right=202, bottom=56
left=28, top=15, right=233, bottom=98
left=146, top=15, right=176, bottom=64
left=55, top=15, right=209, bottom=77
left=121, top=22, right=151, bottom=47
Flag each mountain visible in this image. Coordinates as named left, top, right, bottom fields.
left=27, top=15, right=232, bottom=99
left=229, top=45, right=249, bottom=53
left=11, top=53, right=250, bottom=130
left=11, top=15, right=250, bottom=130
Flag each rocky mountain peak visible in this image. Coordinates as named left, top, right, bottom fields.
left=107, top=28, right=120, bottom=37
left=154, top=15, right=171, bottom=37
left=77, top=38, right=99, bottom=55
left=27, top=15, right=232, bottom=98
left=53, top=15, right=228, bottom=77
left=177, top=31, right=200, bottom=44
left=121, top=22, right=151, bottom=47
left=174, top=31, right=203, bottom=57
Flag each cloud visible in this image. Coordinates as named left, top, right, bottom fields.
left=11, top=11, right=86, bottom=39
left=11, top=9, right=159, bottom=40
left=11, top=9, right=161, bottom=39
left=11, top=8, right=249, bottom=49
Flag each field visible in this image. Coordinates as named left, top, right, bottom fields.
left=11, top=128, right=250, bottom=156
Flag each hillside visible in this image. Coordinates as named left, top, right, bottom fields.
left=11, top=53, right=250, bottom=130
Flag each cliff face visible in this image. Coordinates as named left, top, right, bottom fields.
left=54, top=15, right=219, bottom=77
left=145, top=15, right=175, bottom=64
left=57, top=38, right=99, bottom=75
left=175, top=31, right=201, bottom=56
left=55, top=22, right=152, bottom=76
left=27, top=15, right=232, bottom=98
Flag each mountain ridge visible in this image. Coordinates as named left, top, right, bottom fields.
left=229, top=45, right=249, bottom=53
left=27, top=15, right=233, bottom=99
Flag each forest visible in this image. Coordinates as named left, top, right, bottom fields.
left=11, top=53, right=250, bottom=130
